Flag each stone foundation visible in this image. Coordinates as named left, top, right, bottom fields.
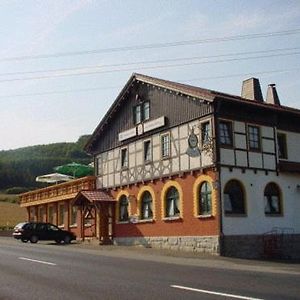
left=114, top=235, right=220, bottom=255
left=221, top=234, right=300, bottom=260
left=114, top=234, right=300, bottom=260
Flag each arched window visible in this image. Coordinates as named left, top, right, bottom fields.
left=224, top=180, right=246, bottom=215
left=141, top=191, right=153, bottom=220
left=165, top=186, right=180, bottom=217
left=199, top=181, right=212, bottom=215
left=264, top=183, right=281, bottom=215
left=119, top=195, right=129, bottom=222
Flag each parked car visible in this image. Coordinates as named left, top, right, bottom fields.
left=13, top=222, right=76, bottom=244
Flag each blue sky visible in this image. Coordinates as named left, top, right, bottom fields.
left=0, top=0, right=299, bottom=150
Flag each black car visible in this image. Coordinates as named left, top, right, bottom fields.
left=13, top=222, right=76, bottom=244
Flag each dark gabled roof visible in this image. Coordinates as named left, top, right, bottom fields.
left=84, top=73, right=218, bottom=152
left=133, top=73, right=217, bottom=100
left=85, top=73, right=300, bottom=153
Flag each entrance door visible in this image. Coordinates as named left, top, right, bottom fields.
left=83, top=205, right=96, bottom=238
left=98, top=202, right=115, bottom=244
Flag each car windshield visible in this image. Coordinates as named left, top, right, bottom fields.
left=14, top=222, right=27, bottom=229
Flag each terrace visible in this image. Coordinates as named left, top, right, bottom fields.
left=19, top=176, right=96, bottom=208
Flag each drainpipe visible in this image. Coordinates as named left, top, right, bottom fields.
left=214, top=99, right=224, bottom=256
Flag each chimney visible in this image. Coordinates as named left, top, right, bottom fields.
left=241, top=78, right=264, bottom=102
left=266, top=84, right=281, bottom=105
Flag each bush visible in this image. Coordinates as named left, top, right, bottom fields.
left=5, top=187, right=29, bottom=194
left=0, top=225, right=14, bottom=230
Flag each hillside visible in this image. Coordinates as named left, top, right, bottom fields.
left=0, top=135, right=92, bottom=190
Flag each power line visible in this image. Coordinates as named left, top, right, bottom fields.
left=0, top=51, right=299, bottom=83
left=0, top=67, right=299, bottom=99
left=0, top=47, right=299, bottom=78
left=0, top=86, right=120, bottom=98
left=1, top=28, right=300, bottom=62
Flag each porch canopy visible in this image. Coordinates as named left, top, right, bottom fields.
left=73, top=190, right=116, bottom=243
left=73, top=190, right=116, bottom=206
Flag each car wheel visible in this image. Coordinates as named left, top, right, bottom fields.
left=21, top=238, right=28, bottom=243
left=63, top=235, right=71, bottom=244
left=30, top=235, right=38, bottom=243
left=55, top=239, right=62, bottom=244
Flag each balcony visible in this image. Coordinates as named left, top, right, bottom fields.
left=19, top=176, right=96, bottom=208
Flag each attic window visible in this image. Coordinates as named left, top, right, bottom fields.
left=133, top=105, right=141, bottom=124
left=133, top=101, right=150, bottom=125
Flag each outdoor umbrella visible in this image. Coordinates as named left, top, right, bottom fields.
left=54, top=162, right=94, bottom=178
left=36, top=173, right=74, bottom=184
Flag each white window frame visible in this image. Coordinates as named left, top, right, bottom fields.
left=200, top=120, right=211, bottom=145
left=121, top=147, right=129, bottom=169
left=160, top=132, right=171, bottom=159
left=143, top=139, right=152, bottom=163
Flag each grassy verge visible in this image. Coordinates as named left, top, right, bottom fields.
left=0, top=201, right=26, bottom=229
left=0, top=193, right=19, bottom=204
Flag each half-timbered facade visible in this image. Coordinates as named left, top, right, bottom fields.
left=20, top=73, right=300, bottom=258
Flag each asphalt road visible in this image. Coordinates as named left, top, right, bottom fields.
left=0, top=237, right=299, bottom=300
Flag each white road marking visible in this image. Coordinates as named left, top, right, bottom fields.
left=171, top=285, right=264, bottom=300
left=18, top=257, right=57, bottom=266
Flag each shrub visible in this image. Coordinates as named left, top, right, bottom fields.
left=5, top=187, right=29, bottom=194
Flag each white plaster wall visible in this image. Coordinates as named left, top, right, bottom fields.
left=108, top=174, right=114, bottom=187
left=261, top=126, right=274, bottom=138
left=179, top=139, right=186, bottom=155
left=248, top=152, right=262, bottom=168
left=235, top=151, right=247, bottom=167
left=221, top=167, right=300, bottom=235
left=234, top=121, right=246, bottom=133
left=262, top=139, right=275, bottom=153
left=263, top=154, right=276, bottom=170
left=136, top=151, right=143, bottom=165
left=172, top=157, right=180, bottom=173
left=97, top=118, right=214, bottom=188
left=201, top=152, right=212, bottom=166
left=114, top=174, right=120, bottom=186
left=179, top=124, right=188, bottom=137
left=220, top=148, right=235, bottom=165
left=152, top=146, right=160, bottom=161
left=235, top=134, right=247, bottom=149
left=108, top=160, right=114, bottom=174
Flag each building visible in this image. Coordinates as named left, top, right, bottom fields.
left=20, top=73, right=300, bottom=259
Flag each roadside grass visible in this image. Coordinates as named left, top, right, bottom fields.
left=0, top=193, right=19, bottom=204
left=0, top=201, right=26, bottom=229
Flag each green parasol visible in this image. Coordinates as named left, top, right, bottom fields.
left=54, top=162, right=94, bottom=178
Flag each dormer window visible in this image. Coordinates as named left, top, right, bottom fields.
left=133, top=101, right=150, bottom=125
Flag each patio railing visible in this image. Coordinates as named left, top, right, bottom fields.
left=19, top=176, right=96, bottom=207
